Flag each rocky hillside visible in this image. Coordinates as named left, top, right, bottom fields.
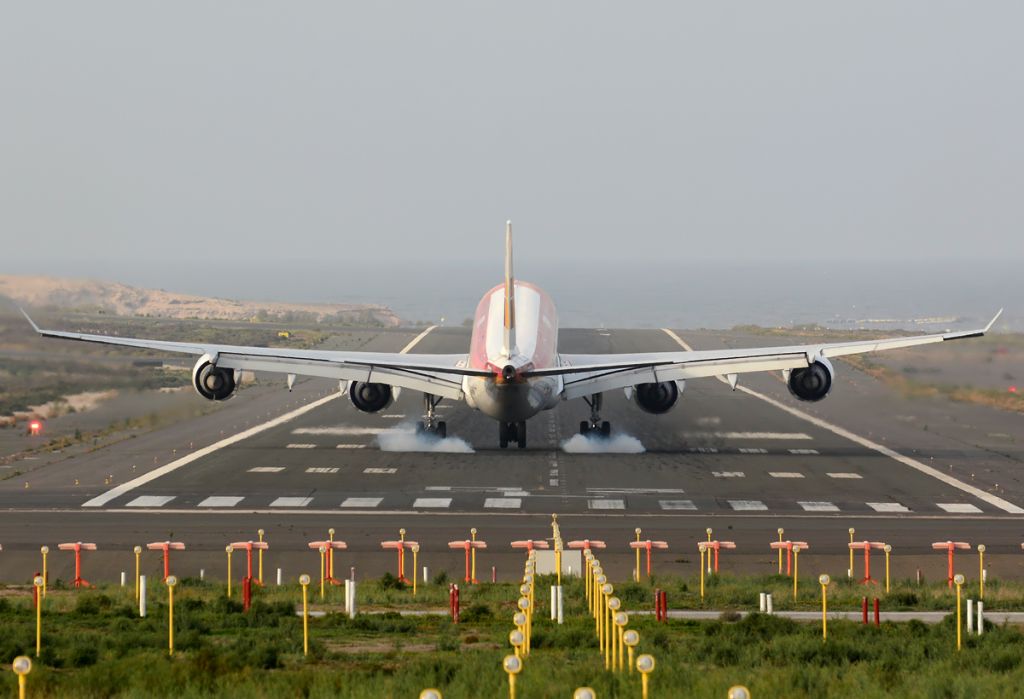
left=0, top=274, right=401, bottom=326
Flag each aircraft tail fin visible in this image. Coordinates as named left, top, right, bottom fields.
left=502, top=220, right=517, bottom=358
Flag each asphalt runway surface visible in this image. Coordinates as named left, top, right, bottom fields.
left=2, top=326, right=1023, bottom=586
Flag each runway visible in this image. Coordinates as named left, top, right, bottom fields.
left=2, top=326, right=1023, bottom=584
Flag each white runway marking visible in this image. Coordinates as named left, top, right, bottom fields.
left=661, top=329, right=1024, bottom=515
left=713, top=471, right=745, bottom=478
left=503, top=490, right=530, bottom=497
left=739, top=448, right=768, bottom=454
left=364, top=467, right=397, bottom=474
left=689, top=447, right=719, bottom=454
left=484, top=498, right=521, bottom=509
left=248, top=467, right=285, bottom=473
left=788, top=449, right=819, bottom=455
left=696, top=417, right=721, bottom=427
left=336, top=444, right=367, bottom=449
left=588, top=499, right=626, bottom=510
left=937, top=503, right=983, bottom=514
left=588, top=488, right=686, bottom=494
left=306, top=467, right=339, bottom=474
left=198, top=496, right=244, bottom=507
left=295, top=427, right=388, bottom=436
left=549, top=479, right=559, bottom=486
left=867, top=502, right=911, bottom=513
left=286, top=443, right=316, bottom=449
left=382, top=414, right=406, bottom=419
left=684, top=432, right=812, bottom=440
left=82, top=391, right=345, bottom=508
left=125, top=495, right=175, bottom=507
left=729, top=500, right=768, bottom=511
left=828, top=473, right=863, bottom=479
left=799, top=501, right=839, bottom=512
left=341, top=497, right=382, bottom=508
left=413, top=498, right=452, bottom=508
left=659, top=499, right=698, bottom=510
left=561, top=434, right=645, bottom=454
left=770, top=472, right=805, bottom=478
left=270, top=497, right=312, bottom=507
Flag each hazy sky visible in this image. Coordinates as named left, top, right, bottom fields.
left=2, top=2, right=1022, bottom=274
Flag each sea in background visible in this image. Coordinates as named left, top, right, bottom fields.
left=11, top=258, right=1021, bottom=333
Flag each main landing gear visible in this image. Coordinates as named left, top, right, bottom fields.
left=416, top=394, right=446, bottom=438
left=499, top=421, right=527, bottom=449
left=580, top=393, right=611, bottom=437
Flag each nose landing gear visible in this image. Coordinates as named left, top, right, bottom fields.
left=499, top=421, right=527, bottom=449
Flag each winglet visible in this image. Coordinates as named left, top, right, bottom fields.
left=19, top=307, right=42, bottom=334
left=984, top=308, right=1003, bottom=333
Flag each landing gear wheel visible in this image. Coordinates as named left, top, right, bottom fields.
left=516, top=421, right=527, bottom=449
left=601, top=421, right=611, bottom=437
left=580, top=421, right=590, bottom=436
left=499, top=422, right=509, bottom=449
left=437, top=421, right=447, bottom=439
left=416, top=421, right=426, bottom=435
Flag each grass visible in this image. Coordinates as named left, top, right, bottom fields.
left=3, top=572, right=1024, bottom=697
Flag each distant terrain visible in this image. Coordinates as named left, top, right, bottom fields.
left=0, top=274, right=401, bottom=326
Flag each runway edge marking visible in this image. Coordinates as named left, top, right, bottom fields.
left=81, top=326, right=438, bottom=509
left=661, top=328, right=1024, bottom=515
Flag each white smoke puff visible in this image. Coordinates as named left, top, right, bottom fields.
left=376, top=425, right=475, bottom=453
left=560, top=433, right=646, bottom=454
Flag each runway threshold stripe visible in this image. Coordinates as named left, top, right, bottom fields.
left=81, top=326, right=438, bottom=509
left=661, top=329, right=1024, bottom=515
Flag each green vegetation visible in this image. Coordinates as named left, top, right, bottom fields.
left=3, top=573, right=1024, bottom=697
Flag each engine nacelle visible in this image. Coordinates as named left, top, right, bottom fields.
left=192, top=356, right=237, bottom=401
left=348, top=381, right=394, bottom=413
left=787, top=358, right=834, bottom=402
left=632, top=381, right=680, bottom=414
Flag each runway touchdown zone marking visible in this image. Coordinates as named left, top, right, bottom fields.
left=306, top=467, right=340, bottom=474
left=248, top=467, right=285, bottom=473
left=364, top=468, right=397, bottom=474
left=828, top=473, right=863, bottom=479
left=81, top=327, right=438, bottom=509
left=661, top=329, right=1024, bottom=515
left=770, top=472, right=805, bottom=479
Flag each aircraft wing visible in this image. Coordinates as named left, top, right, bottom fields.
left=20, top=310, right=486, bottom=400
left=536, top=310, right=1002, bottom=401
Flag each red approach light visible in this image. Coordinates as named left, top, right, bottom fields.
left=28, top=420, right=42, bottom=435
left=1010, top=386, right=1018, bottom=394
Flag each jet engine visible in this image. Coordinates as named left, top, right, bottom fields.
left=348, top=381, right=394, bottom=413
left=192, top=356, right=237, bottom=401
left=632, top=381, right=680, bottom=414
left=787, top=358, right=834, bottom=402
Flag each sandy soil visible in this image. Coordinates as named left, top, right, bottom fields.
left=0, top=274, right=400, bottom=326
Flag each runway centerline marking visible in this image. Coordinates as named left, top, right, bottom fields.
left=286, top=443, right=317, bottom=449
left=713, top=471, right=745, bottom=478
left=661, top=329, right=1024, bottom=515
left=770, top=472, right=805, bottom=479
left=828, top=473, right=863, bottom=479
left=80, top=326, right=437, bottom=509
left=248, top=467, right=286, bottom=473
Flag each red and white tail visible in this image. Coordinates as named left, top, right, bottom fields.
left=502, top=220, right=517, bottom=358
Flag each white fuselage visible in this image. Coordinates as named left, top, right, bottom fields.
left=462, top=281, right=563, bottom=422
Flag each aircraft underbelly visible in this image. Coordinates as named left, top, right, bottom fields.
left=464, top=376, right=560, bottom=422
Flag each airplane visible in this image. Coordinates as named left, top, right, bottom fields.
left=21, top=222, right=1002, bottom=449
